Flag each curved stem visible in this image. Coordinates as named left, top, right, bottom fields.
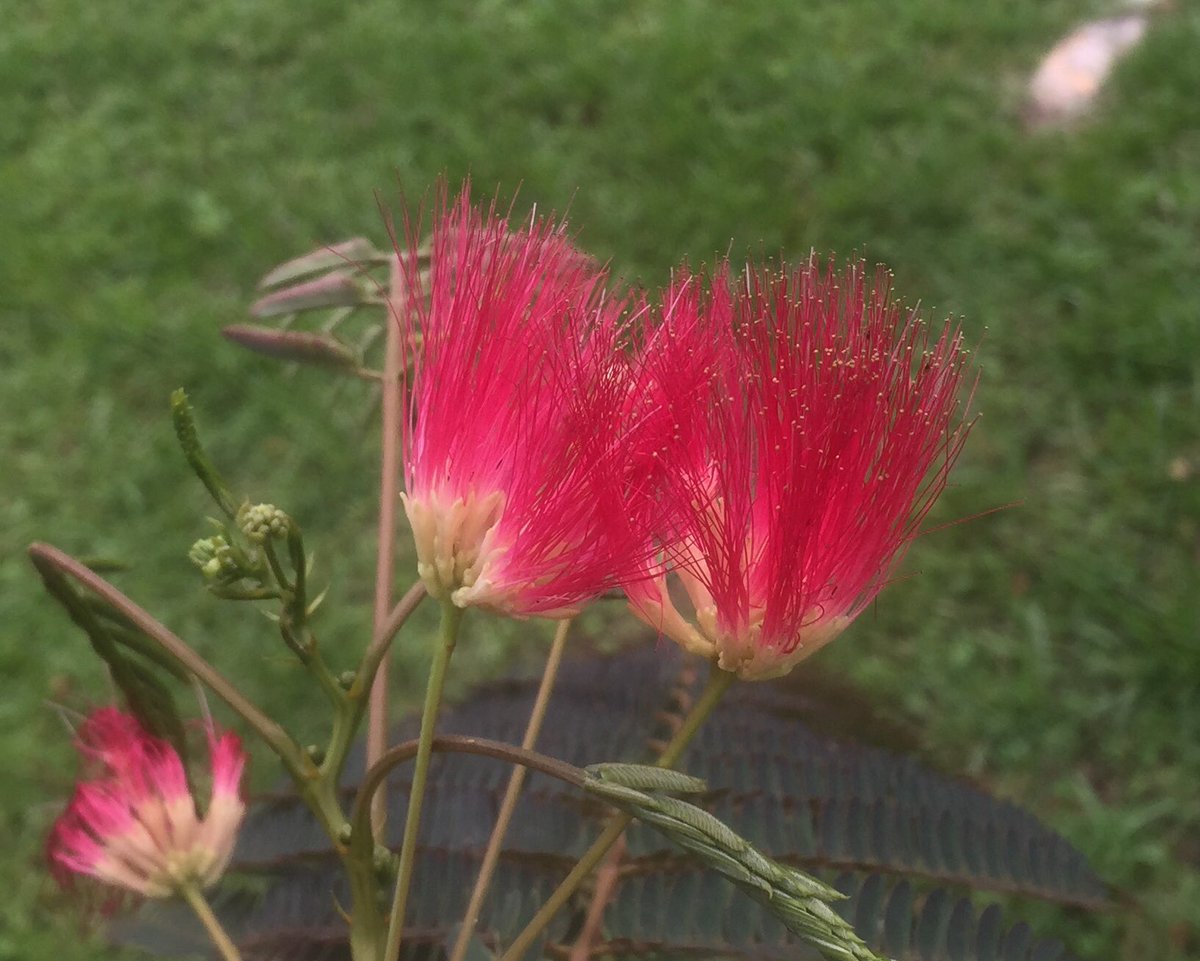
left=344, top=582, right=427, bottom=786
left=348, top=734, right=586, bottom=961
left=350, top=734, right=586, bottom=848
left=304, top=639, right=350, bottom=712
left=28, top=543, right=308, bottom=779
left=383, top=600, right=463, bottom=961
left=179, top=883, right=243, bottom=961
left=448, top=618, right=572, bottom=961
left=355, top=582, right=427, bottom=703
left=321, top=686, right=360, bottom=782
left=264, top=540, right=346, bottom=714
left=261, top=540, right=292, bottom=598
left=495, top=663, right=735, bottom=961
left=286, top=523, right=308, bottom=613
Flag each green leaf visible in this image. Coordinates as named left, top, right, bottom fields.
left=250, top=270, right=373, bottom=318
left=257, top=238, right=387, bottom=290
left=221, top=324, right=360, bottom=371
left=33, top=562, right=189, bottom=761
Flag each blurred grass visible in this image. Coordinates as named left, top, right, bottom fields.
left=3, top=0, right=1197, bottom=958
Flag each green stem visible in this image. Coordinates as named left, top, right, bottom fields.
left=331, top=584, right=430, bottom=961
left=261, top=533, right=347, bottom=714
left=170, top=389, right=239, bottom=519
left=321, top=684, right=359, bottom=781
left=382, top=600, right=464, bottom=961
left=345, top=838, right=388, bottom=961
left=306, top=638, right=350, bottom=710
left=496, top=663, right=735, bottom=961
left=286, top=522, right=308, bottom=613
left=261, top=540, right=292, bottom=598
left=653, top=663, right=734, bottom=769
left=179, top=883, right=243, bottom=961
left=339, top=582, right=427, bottom=789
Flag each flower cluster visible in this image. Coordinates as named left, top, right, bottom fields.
left=47, top=708, right=246, bottom=899
left=396, top=186, right=974, bottom=676
left=40, top=188, right=977, bottom=961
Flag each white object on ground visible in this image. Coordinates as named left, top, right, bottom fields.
left=1027, top=14, right=1148, bottom=127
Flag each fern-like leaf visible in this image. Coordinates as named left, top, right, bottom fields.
left=114, top=646, right=1109, bottom=960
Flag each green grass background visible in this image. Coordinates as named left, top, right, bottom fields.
left=3, top=1, right=1197, bottom=958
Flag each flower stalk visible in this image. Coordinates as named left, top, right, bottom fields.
left=179, top=883, right=244, bottom=961
left=383, top=599, right=465, bottom=961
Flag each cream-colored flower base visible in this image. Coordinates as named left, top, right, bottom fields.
left=403, top=489, right=506, bottom=604
left=631, top=570, right=848, bottom=681
left=404, top=488, right=587, bottom=618
left=92, top=792, right=245, bottom=899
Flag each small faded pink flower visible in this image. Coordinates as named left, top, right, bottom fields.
left=395, top=185, right=657, bottom=617
left=627, top=259, right=974, bottom=680
left=47, top=708, right=246, bottom=899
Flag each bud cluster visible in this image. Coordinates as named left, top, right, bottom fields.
left=188, top=531, right=263, bottom=588
left=237, top=503, right=292, bottom=543
left=188, top=535, right=241, bottom=581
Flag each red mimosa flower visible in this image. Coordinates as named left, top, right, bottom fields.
left=627, top=259, right=974, bottom=680
left=396, top=185, right=653, bottom=617
left=47, top=708, right=246, bottom=899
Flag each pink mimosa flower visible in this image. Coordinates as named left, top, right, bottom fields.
left=627, top=259, right=974, bottom=680
left=47, top=708, right=246, bottom=899
left=396, top=185, right=656, bottom=617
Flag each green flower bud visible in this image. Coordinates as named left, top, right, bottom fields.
left=189, top=533, right=263, bottom=586
left=189, top=536, right=239, bottom=581
left=238, top=503, right=291, bottom=543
